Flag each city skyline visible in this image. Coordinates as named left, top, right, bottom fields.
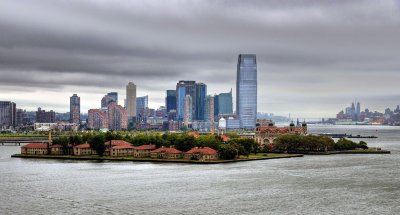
left=1, top=1, right=400, bottom=118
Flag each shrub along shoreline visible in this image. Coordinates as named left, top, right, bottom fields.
left=11, top=153, right=304, bottom=164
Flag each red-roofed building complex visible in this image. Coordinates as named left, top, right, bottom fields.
left=50, top=144, right=63, bottom=155
left=255, top=121, right=307, bottom=145
left=73, top=143, right=96, bottom=156
left=184, top=147, right=219, bottom=161
left=150, top=147, right=183, bottom=159
left=133, top=144, right=156, bottom=158
left=21, top=143, right=49, bottom=155
left=104, top=140, right=132, bottom=156
left=110, top=144, right=136, bottom=157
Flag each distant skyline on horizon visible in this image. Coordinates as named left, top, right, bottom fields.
left=1, top=0, right=400, bottom=118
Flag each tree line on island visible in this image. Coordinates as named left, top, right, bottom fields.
left=51, top=132, right=369, bottom=159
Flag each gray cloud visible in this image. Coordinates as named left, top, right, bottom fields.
left=0, top=0, right=400, bottom=118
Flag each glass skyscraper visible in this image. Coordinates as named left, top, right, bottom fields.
left=236, top=54, right=257, bottom=129
left=217, top=89, right=233, bottom=115
left=136, top=95, right=148, bottom=117
left=176, top=81, right=196, bottom=121
left=165, top=90, right=177, bottom=113
left=195, top=83, right=207, bottom=121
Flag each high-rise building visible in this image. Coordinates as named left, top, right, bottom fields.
left=214, top=94, right=219, bottom=117
left=126, top=82, right=137, bottom=119
left=356, top=102, right=361, bottom=120
left=16, top=109, right=25, bottom=126
left=70, top=94, right=80, bottom=124
left=36, top=107, right=56, bottom=123
left=0, top=101, right=16, bottom=130
left=183, top=95, right=192, bottom=127
left=101, top=93, right=118, bottom=110
left=88, top=109, right=108, bottom=130
left=236, top=54, right=257, bottom=129
left=107, top=92, right=118, bottom=104
left=207, top=95, right=215, bottom=133
left=136, top=95, right=148, bottom=117
left=107, top=102, right=128, bottom=131
left=216, top=89, right=233, bottom=115
left=176, top=80, right=196, bottom=121
left=195, top=83, right=207, bottom=121
left=166, top=90, right=177, bottom=113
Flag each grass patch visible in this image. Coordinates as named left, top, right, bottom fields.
left=239, top=153, right=301, bottom=159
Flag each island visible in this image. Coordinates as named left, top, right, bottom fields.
left=10, top=128, right=390, bottom=164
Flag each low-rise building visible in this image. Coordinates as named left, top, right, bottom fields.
left=21, top=143, right=49, bottom=155
left=255, top=122, right=307, bottom=144
left=150, top=147, right=183, bottom=159
left=50, top=144, right=63, bottom=155
left=133, top=144, right=156, bottom=157
left=110, top=144, right=135, bottom=157
left=104, top=140, right=132, bottom=156
left=184, top=147, right=219, bottom=161
left=73, top=143, right=96, bottom=156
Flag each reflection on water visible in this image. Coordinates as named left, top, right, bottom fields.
left=1, top=125, right=400, bottom=215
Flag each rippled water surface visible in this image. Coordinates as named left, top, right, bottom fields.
left=1, top=125, right=400, bottom=215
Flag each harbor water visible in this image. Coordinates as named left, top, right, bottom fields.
left=1, top=125, right=399, bottom=215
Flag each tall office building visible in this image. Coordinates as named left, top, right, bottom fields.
left=216, top=89, right=233, bottom=115
left=108, top=102, right=128, bottom=131
left=0, top=101, right=16, bottom=130
left=195, top=83, right=207, bottom=121
left=107, top=92, right=118, bottom=104
left=356, top=102, right=361, bottom=120
left=126, top=82, right=137, bottom=119
left=16, top=109, right=25, bottom=126
left=165, top=90, right=177, bottom=113
left=88, top=109, right=108, bottom=130
left=36, top=107, right=56, bottom=123
left=101, top=92, right=118, bottom=110
left=136, top=95, right=148, bottom=116
left=236, top=54, right=257, bottom=129
left=176, top=81, right=196, bottom=121
left=70, top=94, right=80, bottom=124
left=183, top=95, right=192, bottom=127
left=101, top=95, right=113, bottom=110
left=205, top=95, right=215, bottom=133
left=214, top=94, right=219, bottom=117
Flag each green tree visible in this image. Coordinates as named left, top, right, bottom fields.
left=88, top=134, right=106, bottom=156
left=219, top=143, right=239, bottom=160
left=358, top=141, right=368, bottom=150
left=175, top=134, right=195, bottom=152
left=334, top=138, right=359, bottom=150
left=69, top=134, right=83, bottom=146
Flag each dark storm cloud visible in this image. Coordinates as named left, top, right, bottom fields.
left=1, top=0, right=400, bottom=117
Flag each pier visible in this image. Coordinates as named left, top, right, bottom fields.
left=0, top=140, right=48, bottom=146
left=319, top=133, right=377, bottom=139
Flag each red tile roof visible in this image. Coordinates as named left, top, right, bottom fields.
left=187, top=132, right=200, bottom=138
left=22, top=143, right=48, bottom=149
left=220, top=135, right=230, bottom=142
left=150, top=147, right=182, bottom=154
left=257, top=126, right=305, bottom=133
left=73, top=143, right=91, bottom=149
left=112, top=145, right=135, bottom=149
left=49, top=144, right=62, bottom=148
left=185, top=147, right=218, bottom=155
left=136, top=144, right=156, bottom=150
left=104, top=140, right=131, bottom=146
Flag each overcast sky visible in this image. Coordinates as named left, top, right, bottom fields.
left=1, top=0, right=400, bottom=118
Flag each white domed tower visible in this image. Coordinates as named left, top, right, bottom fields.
left=218, top=117, right=227, bottom=134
